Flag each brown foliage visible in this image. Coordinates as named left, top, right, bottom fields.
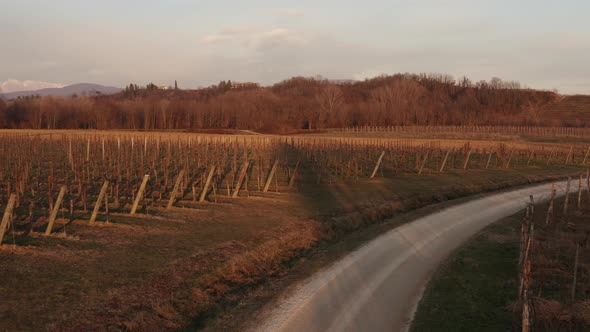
left=0, top=74, right=560, bottom=131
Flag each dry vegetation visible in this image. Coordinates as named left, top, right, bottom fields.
left=0, top=74, right=564, bottom=132
left=517, top=178, right=590, bottom=331
left=0, top=129, right=586, bottom=331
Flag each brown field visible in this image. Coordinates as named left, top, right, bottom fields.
left=0, top=128, right=588, bottom=331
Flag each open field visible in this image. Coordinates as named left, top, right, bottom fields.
left=0, top=129, right=588, bottom=331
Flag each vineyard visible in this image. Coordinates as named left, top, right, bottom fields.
left=0, top=130, right=587, bottom=245
left=0, top=130, right=587, bottom=331
left=517, top=177, right=590, bottom=331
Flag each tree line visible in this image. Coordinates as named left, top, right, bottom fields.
left=0, top=73, right=560, bottom=132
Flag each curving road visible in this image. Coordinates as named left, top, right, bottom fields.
left=256, top=180, right=576, bottom=332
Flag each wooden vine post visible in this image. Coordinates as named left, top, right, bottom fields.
left=546, top=184, right=556, bottom=224
left=130, top=175, right=149, bottom=215
left=486, top=151, right=494, bottom=169
left=462, top=150, right=472, bottom=170
left=418, top=151, right=429, bottom=175
left=439, top=149, right=451, bottom=173
left=572, top=243, right=580, bottom=302
left=231, top=161, right=250, bottom=198
left=505, top=150, right=514, bottom=169
left=199, top=165, right=216, bottom=202
left=578, top=174, right=583, bottom=209
left=565, top=146, right=573, bottom=164
left=583, top=147, right=590, bottom=165
left=563, top=177, right=571, bottom=217
left=289, top=160, right=301, bottom=187
left=89, top=180, right=109, bottom=223
left=45, top=185, right=67, bottom=235
left=263, top=160, right=280, bottom=193
left=0, top=194, right=16, bottom=246
left=370, top=151, right=386, bottom=179
left=167, top=169, right=186, bottom=209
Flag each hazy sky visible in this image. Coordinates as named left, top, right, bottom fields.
left=1, top=0, right=589, bottom=93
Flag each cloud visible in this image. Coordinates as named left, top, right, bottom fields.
left=0, top=79, right=65, bottom=93
left=201, top=26, right=307, bottom=50
left=256, top=28, right=307, bottom=51
left=272, top=8, right=304, bottom=18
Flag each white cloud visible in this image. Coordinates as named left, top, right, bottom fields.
left=201, top=26, right=307, bottom=50
left=256, top=28, right=307, bottom=51
left=0, top=79, right=65, bottom=93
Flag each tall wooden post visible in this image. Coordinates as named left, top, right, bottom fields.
left=167, top=169, right=186, bottom=209
left=462, top=150, right=472, bottom=170
left=505, top=150, right=514, bottom=169
left=0, top=194, right=16, bottom=246
left=370, top=151, right=386, bottom=179
left=578, top=174, right=583, bottom=209
left=418, top=151, right=429, bottom=175
left=199, top=165, right=216, bottom=202
left=583, top=147, right=590, bottom=165
left=231, top=161, right=250, bottom=198
left=565, top=146, right=574, bottom=164
left=526, top=150, right=534, bottom=166
left=90, top=180, right=109, bottom=223
left=547, top=147, right=555, bottom=165
left=45, top=185, right=66, bottom=235
left=263, top=160, right=280, bottom=193
left=563, top=177, right=571, bottom=216
left=439, top=149, right=451, bottom=173
left=130, top=175, right=149, bottom=215
left=289, top=160, right=301, bottom=187
left=546, top=184, right=556, bottom=225
left=572, top=243, right=580, bottom=302
left=486, top=151, right=494, bottom=169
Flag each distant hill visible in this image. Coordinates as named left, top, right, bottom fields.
left=0, top=83, right=121, bottom=100
left=538, top=95, right=590, bottom=126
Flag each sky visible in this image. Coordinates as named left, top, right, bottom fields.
left=1, top=0, right=589, bottom=93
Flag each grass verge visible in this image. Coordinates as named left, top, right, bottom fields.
left=410, top=209, right=522, bottom=332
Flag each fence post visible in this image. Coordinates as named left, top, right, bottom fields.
left=462, top=150, right=472, bottom=170
left=0, top=194, right=16, bottom=246
left=572, top=243, right=580, bottom=302
left=90, top=180, right=109, bottom=223
left=486, top=151, right=494, bottom=169
left=45, top=185, right=67, bottom=235
left=578, top=174, right=583, bottom=209
left=263, top=160, right=280, bottom=192
left=289, top=160, right=301, bottom=187
left=564, top=177, right=571, bottom=216
left=505, top=150, right=514, bottom=169
left=370, top=151, right=386, bottom=178
left=130, top=175, right=149, bottom=215
left=439, top=149, right=451, bottom=173
left=546, top=184, right=556, bottom=224
left=199, top=165, right=216, bottom=202
left=167, top=169, right=186, bottom=209
left=418, top=151, right=429, bottom=175
left=231, top=161, right=250, bottom=198
left=583, top=147, right=590, bottom=165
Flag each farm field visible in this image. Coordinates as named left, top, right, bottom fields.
left=0, top=129, right=587, bottom=331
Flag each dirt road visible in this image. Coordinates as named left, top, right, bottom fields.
left=256, top=180, right=574, bottom=332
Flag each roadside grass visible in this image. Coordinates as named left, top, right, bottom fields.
left=411, top=211, right=522, bottom=332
